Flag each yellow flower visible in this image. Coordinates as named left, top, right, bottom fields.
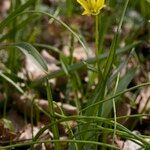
left=77, top=0, right=105, bottom=15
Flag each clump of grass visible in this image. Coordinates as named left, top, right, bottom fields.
left=0, top=0, right=150, bottom=150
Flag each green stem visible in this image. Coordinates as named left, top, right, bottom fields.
left=35, top=0, right=41, bottom=10
left=112, top=73, right=120, bottom=146
left=66, top=0, right=73, bottom=17
left=8, top=0, right=17, bottom=72
left=95, top=15, right=99, bottom=56
left=46, top=78, right=61, bottom=150
left=0, top=139, right=119, bottom=150
left=95, top=14, right=101, bottom=79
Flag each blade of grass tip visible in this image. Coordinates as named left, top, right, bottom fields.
left=0, top=0, right=35, bottom=32
left=13, top=42, right=48, bottom=73
left=0, top=71, right=24, bottom=94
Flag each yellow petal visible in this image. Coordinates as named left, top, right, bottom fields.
left=82, top=10, right=91, bottom=15
left=77, top=0, right=89, bottom=11
left=77, top=0, right=106, bottom=15
left=97, top=0, right=105, bottom=9
left=91, top=0, right=96, bottom=8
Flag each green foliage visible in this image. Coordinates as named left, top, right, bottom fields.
left=0, top=0, right=149, bottom=149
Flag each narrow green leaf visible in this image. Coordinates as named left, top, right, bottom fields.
left=0, top=14, right=39, bottom=42
left=60, top=54, right=69, bottom=76
left=0, top=71, right=24, bottom=94
left=101, top=68, right=136, bottom=118
left=0, top=0, right=35, bottom=32
left=14, top=42, right=48, bottom=73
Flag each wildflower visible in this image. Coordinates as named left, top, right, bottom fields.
left=77, top=0, right=105, bottom=15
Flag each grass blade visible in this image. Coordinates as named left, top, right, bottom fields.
left=0, top=71, right=24, bottom=94
left=0, top=0, right=35, bottom=32
left=14, top=42, right=48, bottom=73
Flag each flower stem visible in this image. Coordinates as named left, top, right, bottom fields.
left=95, top=15, right=99, bottom=56
left=95, top=14, right=102, bottom=79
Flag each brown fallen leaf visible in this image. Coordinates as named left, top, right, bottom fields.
left=63, top=45, right=95, bottom=61
left=38, top=99, right=78, bottom=115
left=0, top=92, right=4, bottom=102
left=7, top=109, right=26, bottom=132
left=116, top=98, right=131, bottom=124
left=19, top=124, right=52, bottom=139
left=0, top=0, right=10, bottom=16
left=135, top=87, right=150, bottom=114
